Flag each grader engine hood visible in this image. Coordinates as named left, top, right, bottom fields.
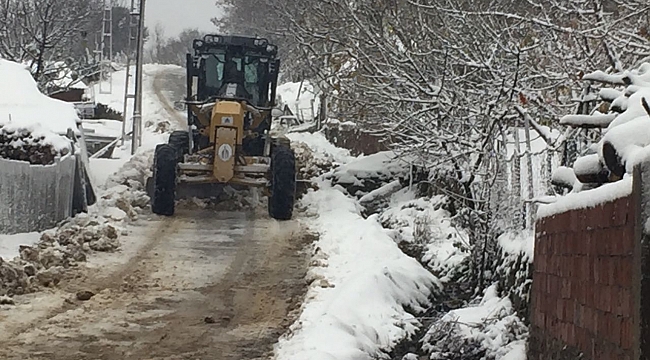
left=210, top=101, right=244, bottom=144
left=211, top=100, right=244, bottom=182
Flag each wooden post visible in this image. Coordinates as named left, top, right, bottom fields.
left=523, top=114, right=536, bottom=228
left=512, top=128, right=523, bottom=229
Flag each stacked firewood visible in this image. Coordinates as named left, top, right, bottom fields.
left=0, top=126, right=63, bottom=165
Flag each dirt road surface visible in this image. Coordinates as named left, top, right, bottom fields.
left=0, top=68, right=312, bottom=360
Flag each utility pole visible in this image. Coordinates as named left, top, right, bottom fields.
left=121, top=0, right=140, bottom=146
left=131, top=0, right=146, bottom=155
left=98, top=1, right=113, bottom=95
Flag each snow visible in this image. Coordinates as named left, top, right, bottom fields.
left=87, top=66, right=134, bottom=113
left=275, top=184, right=440, bottom=360
left=379, top=192, right=470, bottom=279
left=605, top=88, right=650, bottom=130
left=359, top=180, right=403, bottom=204
left=286, top=131, right=353, bottom=165
left=423, top=284, right=528, bottom=360
left=537, top=176, right=632, bottom=218
left=573, top=153, right=602, bottom=176
left=81, top=119, right=123, bottom=138
left=559, top=113, right=616, bottom=128
left=582, top=70, right=627, bottom=85
left=0, top=59, right=79, bottom=152
left=89, top=158, right=130, bottom=189
left=600, top=115, right=650, bottom=174
left=497, top=231, right=534, bottom=261
left=0, top=232, right=41, bottom=260
left=47, top=61, right=88, bottom=90
left=87, top=64, right=185, bottom=187
left=331, top=151, right=410, bottom=185
left=551, top=166, right=577, bottom=188
left=599, top=88, right=622, bottom=101
left=275, top=81, right=320, bottom=121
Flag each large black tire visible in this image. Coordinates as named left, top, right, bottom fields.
left=151, top=144, right=177, bottom=216
left=168, top=130, right=190, bottom=161
left=268, top=145, right=296, bottom=220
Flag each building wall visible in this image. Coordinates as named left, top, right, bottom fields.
left=529, top=195, right=639, bottom=360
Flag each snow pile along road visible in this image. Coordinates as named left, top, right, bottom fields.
left=276, top=184, right=440, bottom=359
left=0, top=148, right=153, bottom=298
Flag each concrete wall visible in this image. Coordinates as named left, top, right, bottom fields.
left=0, top=156, right=75, bottom=234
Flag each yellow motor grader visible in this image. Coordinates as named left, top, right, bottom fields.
left=148, top=34, right=296, bottom=220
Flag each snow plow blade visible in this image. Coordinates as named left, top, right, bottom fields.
left=146, top=177, right=226, bottom=200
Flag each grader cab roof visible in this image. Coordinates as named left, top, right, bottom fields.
left=192, top=35, right=278, bottom=58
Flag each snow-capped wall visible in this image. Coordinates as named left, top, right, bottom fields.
left=530, top=193, right=639, bottom=360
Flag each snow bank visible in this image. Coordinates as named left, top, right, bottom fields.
left=379, top=191, right=470, bottom=279
left=0, top=59, right=78, bottom=153
left=276, top=185, right=440, bottom=360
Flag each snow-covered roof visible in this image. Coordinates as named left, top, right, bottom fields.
left=0, top=59, right=79, bottom=151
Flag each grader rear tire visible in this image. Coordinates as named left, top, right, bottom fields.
left=268, top=145, right=296, bottom=220
left=151, top=144, right=177, bottom=216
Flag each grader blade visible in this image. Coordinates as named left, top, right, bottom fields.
left=146, top=177, right=226, bottom=200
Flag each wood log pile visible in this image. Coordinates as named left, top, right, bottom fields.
left=0, top=126, right=64, bottom=165
left=558, top=63, right=650, bottom=190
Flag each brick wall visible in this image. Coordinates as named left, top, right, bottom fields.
left=529, top=195, right=639, bottom=360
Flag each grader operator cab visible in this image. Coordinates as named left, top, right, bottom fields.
left=149, top=34, right=296, bottom=220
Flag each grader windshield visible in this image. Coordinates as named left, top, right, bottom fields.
left=202, top=53, right=269, bottom=106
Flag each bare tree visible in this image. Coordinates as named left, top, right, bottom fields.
left=0, top=0, right=101, bottom=87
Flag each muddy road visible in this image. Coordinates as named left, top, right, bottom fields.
left=0, top=68, right=311, bottom=360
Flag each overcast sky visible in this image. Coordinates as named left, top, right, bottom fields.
left=144, top=0, right=223, bottom=37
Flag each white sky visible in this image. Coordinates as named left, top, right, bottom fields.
left=144, top=0, right=223, bottom=37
